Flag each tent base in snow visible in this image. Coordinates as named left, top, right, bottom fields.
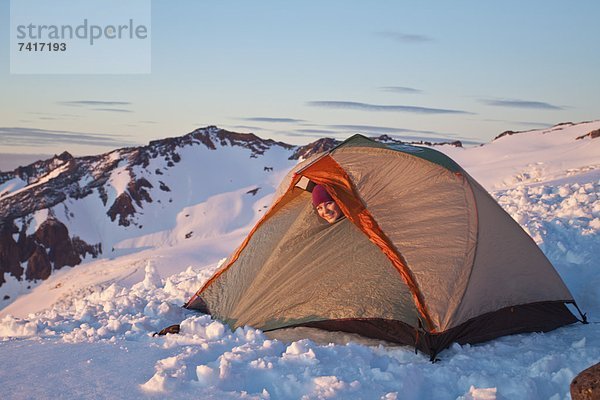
left=185, top=135, right=583, bottom=359
left=270, top=302, right=577, bottom=357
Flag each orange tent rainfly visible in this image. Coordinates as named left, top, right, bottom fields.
left=185, top=134, right=585, bottom=360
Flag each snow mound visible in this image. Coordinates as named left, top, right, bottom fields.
left=494, top=180, right=600, bottom=312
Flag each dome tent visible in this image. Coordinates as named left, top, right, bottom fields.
left=185, top=134, right=583, bottom=359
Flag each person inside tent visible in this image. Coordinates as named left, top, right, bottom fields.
left=312, top=184, right=345, bottom=224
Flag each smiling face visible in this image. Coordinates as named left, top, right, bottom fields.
left=316, top=200, right=343, bottom=224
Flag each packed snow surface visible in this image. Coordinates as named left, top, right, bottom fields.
left=1, top=122, right=599, bottom=399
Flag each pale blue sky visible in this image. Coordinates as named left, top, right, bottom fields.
left=1, top=0, right=599, bottom=157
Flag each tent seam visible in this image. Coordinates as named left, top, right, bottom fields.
left=445, top=172, right=480, bottom=330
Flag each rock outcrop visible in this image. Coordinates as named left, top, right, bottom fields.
left=571, top=362, right=600, bottom=400
left=0, top=220, right=23, bottom=284
left=0, top=217, right=100, bottom=284
left=290, top=138, right=341, bottom=160
left=576, top=128, right=600, bottom=140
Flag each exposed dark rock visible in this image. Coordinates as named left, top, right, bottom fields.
left=290, top=138, right=341, bottom=160
left=214, top=129, right=294, bottom=157
left=246, top=188, right=260, bottom=196
left=554, top=121, right=574, bottom=127
left=2, top=217, right=100, bottom=284
left=437, top=140, right=463, bottom=147
left=576, top=129, right=600, bottom=140
left=35, top=218, right=81, bottom=269
left=107, top=193, right=136, bottom=227
left=72, top=237, right=101, bottom=260
left=371, top=134, right=463, bottom=148
left=0, top=220, right=22, bottom=284
left=97, top=186, right=108, bottom=206
left=17, top=224, right=36, bottom=266
left=159, top=181, right=171, bottom=192
left=57, top=151, right=73, bottom=162
left=154, top=324, right=180, bottom=336
left=0, top=151, right=73, bottom=186
left=1, top=157, right=86, bottom=220
left=419, top=140, right=462, bottom=147
left=494, top=130, right=521, bottom=141
left=35, top=218, right=69, bottom=248
left=373, top=134, right=396, bottom=143
left=26, top=245, right=52, bottom=281
left=190, top=130, right=217, bottom=150
left=571, top=362, right=600, bottom=400
left=128, top=178, right=153, bottom=207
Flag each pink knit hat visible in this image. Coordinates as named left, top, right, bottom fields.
left=312, top=184, right=333, bottom=207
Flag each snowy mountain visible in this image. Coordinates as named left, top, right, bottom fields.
left=0, top=121, right=599, bottom=399
left=0, top=127, right=300, bottom=291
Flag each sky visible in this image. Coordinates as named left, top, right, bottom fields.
left=1, top=0, right=599, bottom=162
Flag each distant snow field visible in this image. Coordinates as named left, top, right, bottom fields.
left=1, top=122, right=599, bottom=399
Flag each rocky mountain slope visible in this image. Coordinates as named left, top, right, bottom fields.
left=0, top=127, right=300, bottom=287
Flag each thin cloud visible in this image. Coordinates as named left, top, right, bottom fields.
left=26, top=111, right=82, bottom=121
left=0, top=127, right=135, bottom=148
left=59, top=100, right=134, bottom=113
left=481, top=99, right=564, bottom=110
left=327, top=124, right=437, bottom=135
left=380, top=86, right=423, bottom=94
left=240, top=117, right=305, bottom=123
left=60, top=100, right=132, bottom=107
left=515, top=121, right=554, bottom=128
left=294, top=128, right=342, bottom=135
left=377, top=31, right=433, bottom=43
left=307, top=101, right=472, bottom=115
left=27, top=112, right=81, bottom=118
left=482, top=119, right=554, bottom=128
left=92, top=108, right=133, bottom=113
left=229, top=125, right=266, bottom=131
left=279, top=130, right=351, bottom=140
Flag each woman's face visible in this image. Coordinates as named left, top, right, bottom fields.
left=316, top=200, right=343, bottom=224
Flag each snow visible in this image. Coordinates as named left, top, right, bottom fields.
left=24, top=208, right=50, bottom=236
left=440, top=121, right=600, bottom=191
left=0, top=176, right=28, bottom=199
left=1, top=123, right=599, bottom=399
